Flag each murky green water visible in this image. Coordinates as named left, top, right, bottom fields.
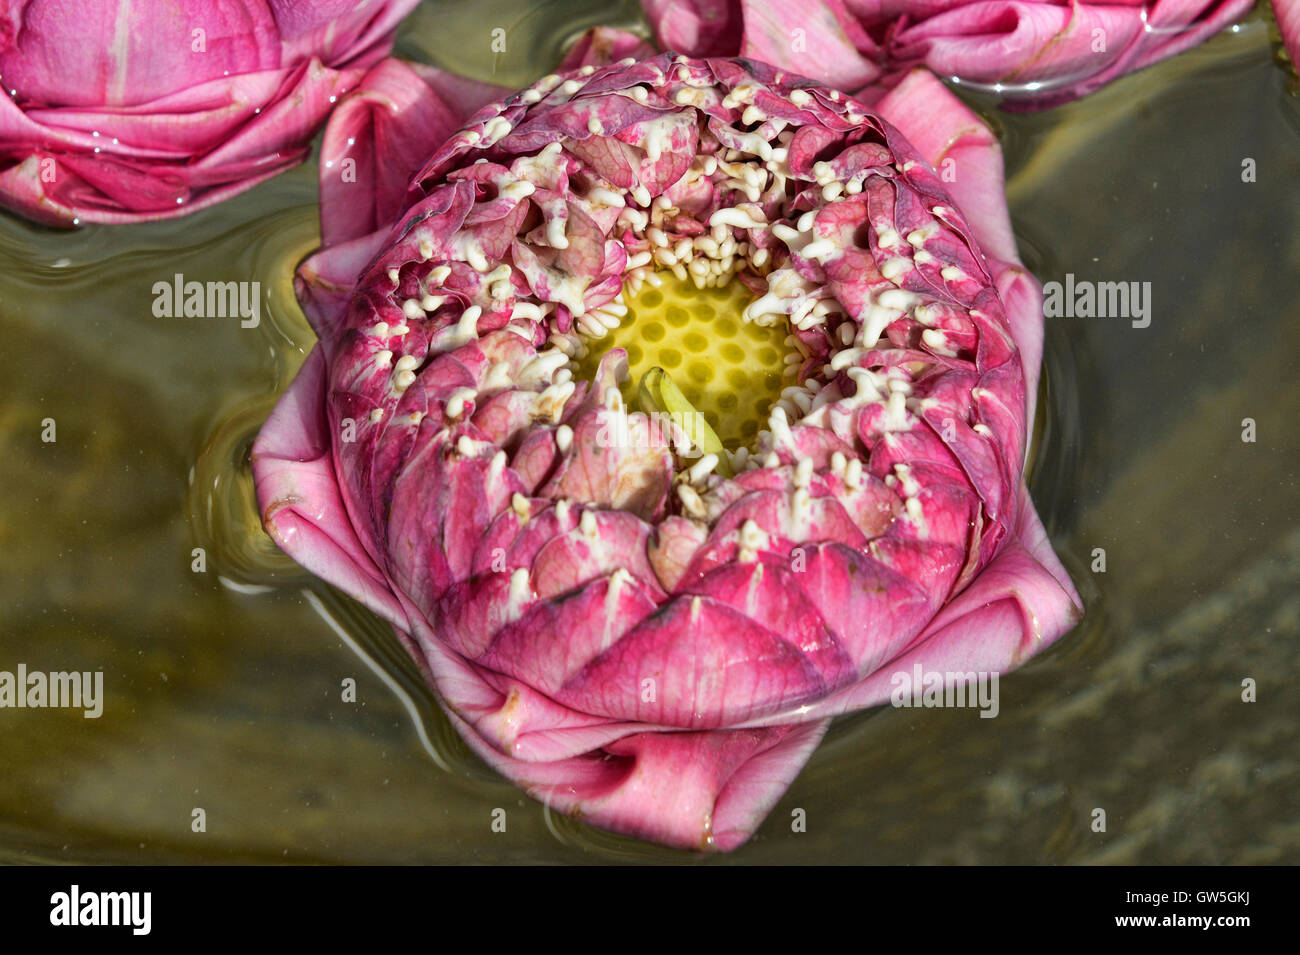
left=1, top=4, right=1296, bottom=864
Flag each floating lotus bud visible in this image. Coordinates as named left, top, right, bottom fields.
left=0, top=0, right=421, bottom=224
left=254, top=52, right=1081, bottom=850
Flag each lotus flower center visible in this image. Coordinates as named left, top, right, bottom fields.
left=574, top=271, right=794, bottom=449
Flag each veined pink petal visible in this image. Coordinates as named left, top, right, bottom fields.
left=892, top=1, right=1147, bottom=90
left=412, top=610, right=689, bottom=761
left=1127, top=0, right=1258, bottom=71
left=911, top=0, right=1253, bottom=106
left=0, top=0, right=280, bottom=108
left=0, top=142, right=292, bottom=225
left=269, top=0, right=426, bottom=69
left=1, top=57, right=365, bottom=224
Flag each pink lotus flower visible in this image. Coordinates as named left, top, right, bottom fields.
left=0, top=0, right=420, bottom=225
left=253, top=44, right=1081, bottom=850
left=642, top=0, right=1255, bottom=107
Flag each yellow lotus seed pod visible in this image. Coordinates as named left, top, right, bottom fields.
left=576, top=272, right=793, bottom=449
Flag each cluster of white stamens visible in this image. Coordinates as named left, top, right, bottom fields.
left=358, top=58, right=996, bottom=548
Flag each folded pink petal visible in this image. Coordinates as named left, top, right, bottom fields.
left=251, top=346, right=410, bottom=631
left=269, top=0, right=426, bottom=69
left=0, top=0, right=279, bottom=108
left=277, top=58, right=512, bottom=344
left=317, top=58, right=509, bottom=249
left=444, top=700, right=830, bottom=851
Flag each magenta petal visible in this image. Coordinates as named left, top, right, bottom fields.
left=482, top=572, right=662, bottom=694
left=687, top=560, right=857, bottom=688
left=0, top=0, right=280, bottom=108
left=561, top=593, right=830, bottom=727
left=893, top=1, right=1145, bottom=91
left=271, top=0, right=426, bottom=69
left=528, top=511, right=665, bottom=601
left=742, top=482, right=1082, bottom=727
left=447, top=696, right=830, bottom=850
left=738, top=0, right=881, bottom=90
left=601, top=721, right=830, bottom=851
left=21, top=69, right=309, bottom=156
left=417, top=627, right=644, bottom=760
left=802, top=543, right=932, bottom=665
left=713, top=0, right=1253, bottom=108
left=318, top=58, right=509, bottom=249
left=205, top=60, right=363, bottom=166
left=642, top=0, right=744, bottom=57
left=558, top=26, right=658, bottom=70
left=0, top=61, right=361, bottom=223
left=250, top=347, right=408, bottom=631
left=642, top=0, right=882, bottom=86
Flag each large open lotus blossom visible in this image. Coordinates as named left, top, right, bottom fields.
left=253, top=47, right=1082, bottom=850
left=642, top=0, right=1256, bottom=107
left=0, top=0, right=420, bottom=225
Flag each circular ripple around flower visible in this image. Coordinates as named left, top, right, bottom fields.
left=328, top=54, right=1027, bottom=731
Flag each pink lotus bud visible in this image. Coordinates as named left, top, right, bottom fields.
left=640, top=0, right=1256, bottom=107
left=0, top=0, right=421, bottom=225
left=254, top=45, right=1081, bottom=850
